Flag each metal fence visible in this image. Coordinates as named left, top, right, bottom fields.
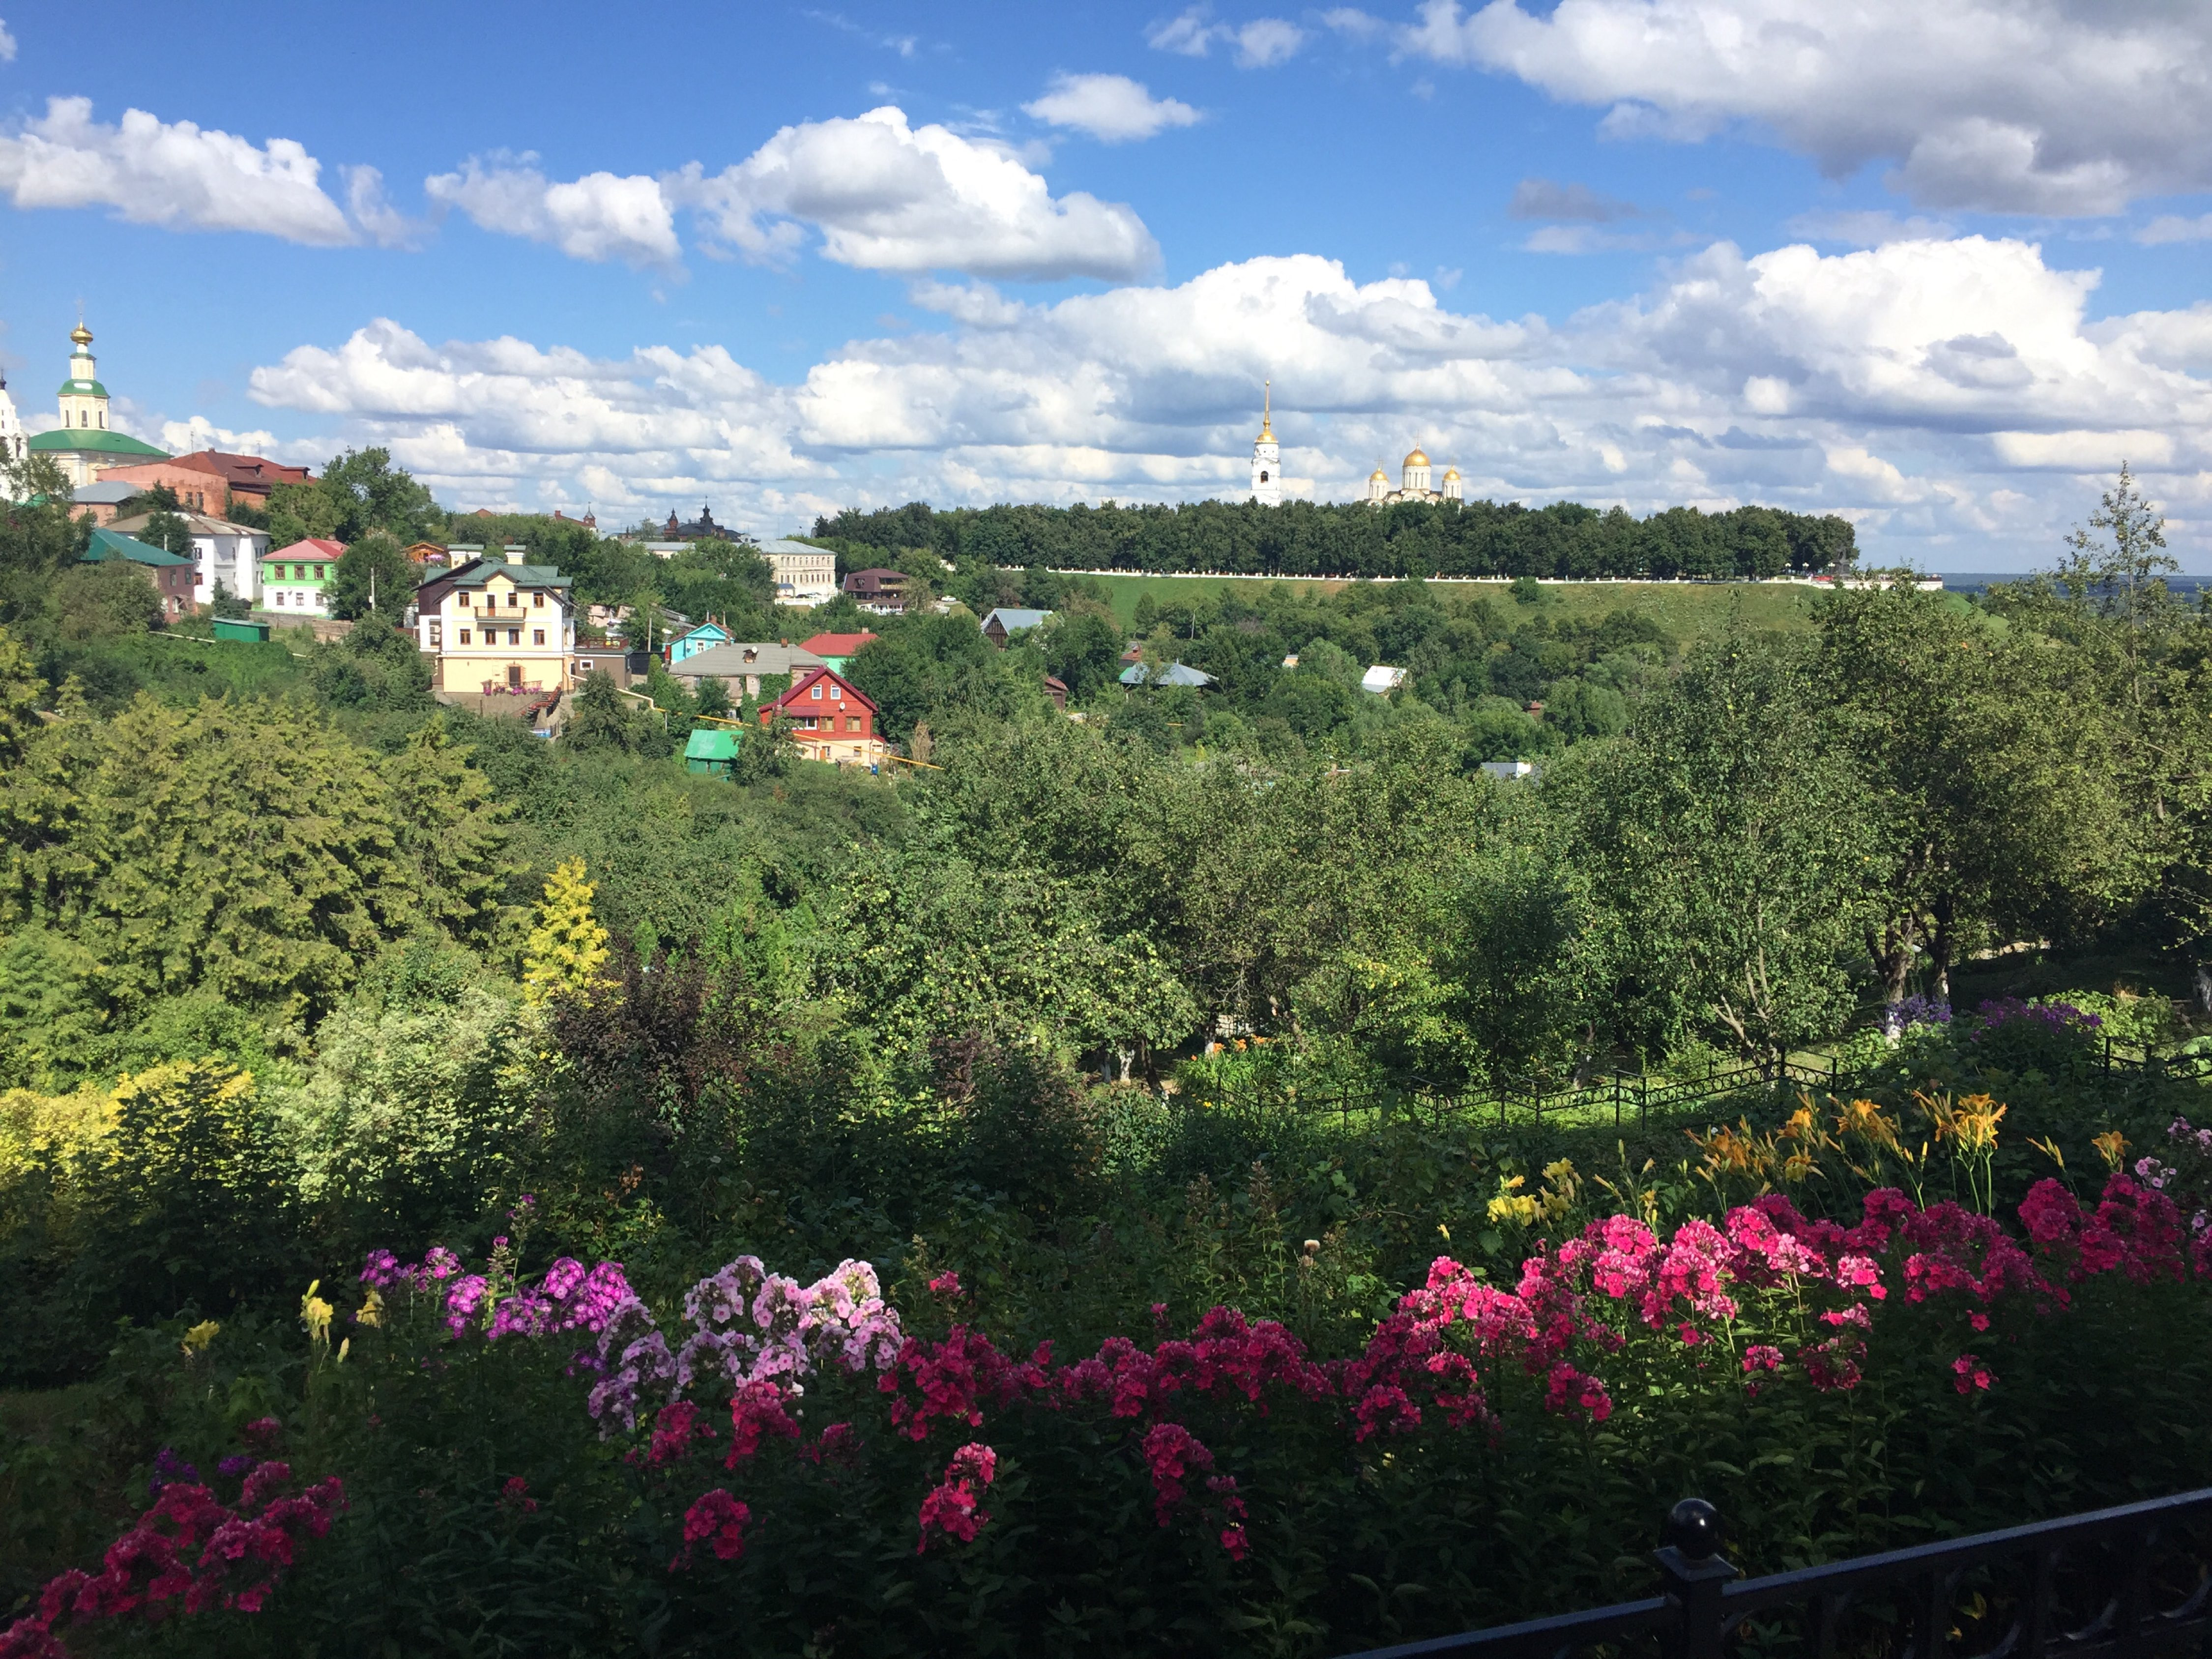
left=1341, top=1489, right=2212, bottom=1659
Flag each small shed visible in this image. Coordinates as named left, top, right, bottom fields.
left=211, top=618, right=272, bottom=642
left=684, top=727, right=743, bottom=777
left=1361, top=665, right=1409, bottom=695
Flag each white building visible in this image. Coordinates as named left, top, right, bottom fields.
left=1250, top=382, right=1281, bottom=506
left=0, top=370, right=26, bottom=466
left=759, top=537, right=839, bottom=607
left=25, top=320, right=168, bottom=486
left=109, top=510, right=268, bottom=605
left=1366, top=447, right=1463, bottom=507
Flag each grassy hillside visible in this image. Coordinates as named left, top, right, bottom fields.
left=1074, top=570, right=1836, bottom=637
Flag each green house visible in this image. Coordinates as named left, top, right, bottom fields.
left=211, top=618, right=272, bottom=643
left=683, top=727, right=742, bottom=777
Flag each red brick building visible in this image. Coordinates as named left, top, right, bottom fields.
left=765, top=666, right=888, bottom=764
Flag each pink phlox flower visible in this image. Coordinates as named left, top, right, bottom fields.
left=648, top=1401, right=712, bottom=1466
left=1819, top=1304, right=1872, bottom=1330
left=1799, top=1335, right=1865, bottom=1393
left=928, top=1270, right=962, bottom=1296
left=725, top=1380, right=801, bottom=1465
left=1140, top=1423, right=1215, bottom=1525
left=1543, top=1362, right=1612, bottom=1423
left=1952, top=1353, right=1995, bottom=1393
left=442, top=1275, right=490, bottom=1336
left=674, top=1488, right=750, bottom=1570
left=915, top=1442, right=998, bottom=1552
left=1743, top=1343, right=1783, bottom=1373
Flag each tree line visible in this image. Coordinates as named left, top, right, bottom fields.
left=813, top=495, right=1859, bottom=581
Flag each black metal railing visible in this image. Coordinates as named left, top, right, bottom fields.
left=1340, top=1490, right=2212, bottom=1659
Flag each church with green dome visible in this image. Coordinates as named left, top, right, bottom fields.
left=29, top=319, right=167, bottom=487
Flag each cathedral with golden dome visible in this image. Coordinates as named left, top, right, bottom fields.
left=1366, top=446, right=1463, bottom=506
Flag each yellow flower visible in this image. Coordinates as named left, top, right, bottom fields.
left=356, top=1286, right=384, bottom=1329
left=180, top=1320, right=220, bottom=1356
left=301, top=1280, right=334, bottom=1348
left=2091, top=1130, right=2128, bottom=1170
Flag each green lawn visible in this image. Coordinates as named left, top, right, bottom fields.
left=1074, top=570, right=1834, bottom=636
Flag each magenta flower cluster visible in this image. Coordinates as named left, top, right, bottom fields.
left=0, top=1459, right=345, bottom=1659
left=916, top=1442, right=998, bottom=1552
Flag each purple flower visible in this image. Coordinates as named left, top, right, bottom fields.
left=148, top=1446, right=200, bottom=1496
left=218, top=1454, right=254, bottom=1479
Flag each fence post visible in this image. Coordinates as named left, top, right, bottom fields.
left=1654, top=1499, right=1738, bottom=1659
left=1614, top=1071, right=1623, bottom=1130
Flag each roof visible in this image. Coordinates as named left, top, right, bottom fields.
left=1119, top=661, right=1217, bottom=688
left=111, top=510, right=262, bottom=538
left=684, top=728, right=743, bottom=762
left=757, top=537, right=829, bottom=557
left=84, top=527, right=192, bottom=567
left=29, top=429, right=167, bottom=459
left=670, top=641, right=826, bottom=680
left=774, top=665, right=878, bottom=714
left=443, top=559, right=572, bottom=589
left=674, top=620, right=731, bottom=641
left=800, top=631, right=879, bottom=656
left=1361, top=665, right=1409, bottom=694
left=70, top=481, right=141, bottom=505
left=844, top=567, right=908, bottom=586
left=169, top=450, right=313, bottom=490
left=982, top=607, right=1053, bottom=635
left=272, top=538, right=346, bottom=559
left=59, top=378, right=109, bottom=397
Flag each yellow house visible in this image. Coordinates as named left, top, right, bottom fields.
left=412, top=548, right=575, bottom=695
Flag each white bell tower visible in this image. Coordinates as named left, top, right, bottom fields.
left=1250, top=381, right=1281, bottom=506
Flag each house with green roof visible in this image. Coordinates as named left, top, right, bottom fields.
left=84, top=526, right=198, bottom=619
left=413, top=547, right=576, bottom=694
left=29, top=320, right=167, bottom=486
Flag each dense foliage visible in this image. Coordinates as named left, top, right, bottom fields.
left=4, top=464, right=2212, bottom=1656
left=812, top=495, right=1857, bottom=580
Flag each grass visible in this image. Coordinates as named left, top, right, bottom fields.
left=1074, top=570, right=1834, bottom=636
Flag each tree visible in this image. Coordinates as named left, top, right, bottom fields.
left=522, top=857, right=612, bottom=1007
left=1044, top=611, right=1124, bottom=701
left=0, top=625, right=46, bottom=766
left=320, top=447, right=443, bottom=543
left=134, top=507, right=193, bottom=555
left=0, top=695, right=419, bottom=1021
left=1815, top=583, right=2126, bottom=1001
left=325, top=531, right=420, bottom=621
left=49, top=562, right=161, bottom=641
left=207, top=582, right=252, bottom=620
left=563, top=671, right=638, bottom=754
left=0, top=455, right=89, bottom=628
left=377, top=714, right=512, bottom=947
left=1564, top=637, right=1873, bottom=1060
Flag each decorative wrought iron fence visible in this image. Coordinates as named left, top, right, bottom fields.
left=1340, top=1489, right=2212, bottom=1659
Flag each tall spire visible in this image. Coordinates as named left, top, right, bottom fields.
left=1258, top=379, right=1274, bottom=443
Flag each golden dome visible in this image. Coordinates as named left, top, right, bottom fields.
left=70, top=322, right=93, bottom=347
left=1369, top=466, right=1389, bottom=482
left=1442, top=466, right=1460, bottom=480
left=1403, top=446, right=1430, bottom=467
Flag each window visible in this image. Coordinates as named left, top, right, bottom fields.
left=274, top=591, right=286, bottom=607
left=508, top=629, right=521, bottom=646
left=533, top=592, right=545, bottom=608
left=294, top=564, right=306, bottom=580
left=430, top=623, right=442, bottom=646
left=830, top=685, right=842, bottom=701
left=577, top=659, right=594, bottom=672
left=846, top=716, right=861, bottom=732
left=459, top=629, right=472, bottom=645
left=532, top=629, right=545, bottom=646
left=811, top=684, right=823, bottom=699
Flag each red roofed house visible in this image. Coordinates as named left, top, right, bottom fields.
left=797, top=631, right=877, bottom=672
left=95, top=450, right=312, bottom=516
left=766, top=665, right=889, bottom=765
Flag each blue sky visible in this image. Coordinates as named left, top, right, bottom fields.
left=3, top=0, right=2209, bottom=568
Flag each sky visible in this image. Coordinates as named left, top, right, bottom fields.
left=2, top=1, right=2209, bottom=570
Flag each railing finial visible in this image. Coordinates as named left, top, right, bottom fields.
left=1663, top=1497, right=1724, bottom=1562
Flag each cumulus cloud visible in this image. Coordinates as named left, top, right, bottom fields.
left=1396, top=0, right=2212, bottom=214
left=1024, top=73, right=1201, bottom=143
left=244, top=239, right=2212, bottom=560
left=0, top=95, right=355, bottom=243
left=1510, top=177, right=1645, bottom=222
left=671, top=106, right=1158, bottom=281
left=1147, top=5, right=1308, bottom=66
left=425, top=153, right=680, bottom=268
left=1786, top=209, right=1957, bottom=247
left=0, top=18, right=16, bottom=61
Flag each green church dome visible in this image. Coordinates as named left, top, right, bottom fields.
left=58, top=378, right=109, bottom=398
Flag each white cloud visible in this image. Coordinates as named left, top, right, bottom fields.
left=158, top=414, right=316, bottom=463
left=0, top=96, right=354, bottom=243
left=2138, top=212, right=2212, bottom=245
left=1024, top=73, right=1200, bottom=143
left=243, top=238, right=2212, bottom=562
left=425, top=153, right=680, bottom=268
left=1510, top=176, right=1645, bottom=222
left=671, top=106, right=1158, bottom=281
left=0, top=19, right=16, bottom=61
left=1395, top=0, right=2212, bottom=214
left=1146, top=6, right=1307, bottom=66
left=343, top=164, right=429, bottom=250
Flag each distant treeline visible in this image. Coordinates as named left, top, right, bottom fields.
left=812, top=497, right=1857, bottom=580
